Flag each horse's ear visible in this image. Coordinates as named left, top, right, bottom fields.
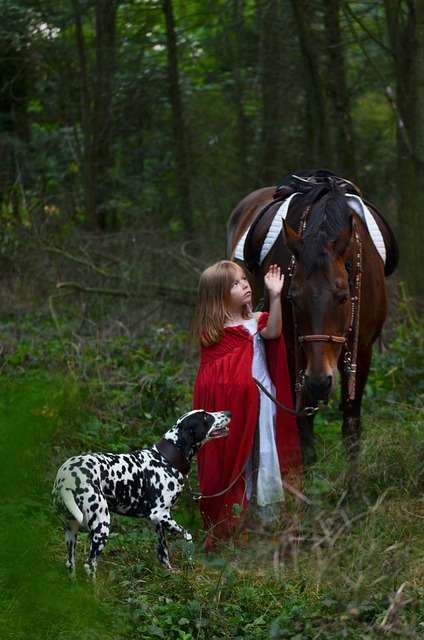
left=333, top=216, right=353, bottom=257
left=282, top=220, right=303, bottom=259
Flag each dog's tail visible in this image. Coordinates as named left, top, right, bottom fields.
left=61, top=487, right=84, bottom=525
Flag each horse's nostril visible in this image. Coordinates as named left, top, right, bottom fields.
left=304, top=374, right=333, bottom=400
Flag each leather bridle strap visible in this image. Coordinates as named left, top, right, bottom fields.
left=155, top=438, right=191, bottom=476
left=298, top=335, right=347, bottom=344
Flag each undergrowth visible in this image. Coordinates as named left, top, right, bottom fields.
left=0, top=300, right=423, bottom=639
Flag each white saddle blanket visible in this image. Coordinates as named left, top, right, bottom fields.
left=234, top=192, right=386, bottom=265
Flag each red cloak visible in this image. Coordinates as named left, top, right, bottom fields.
left=193, top=312, right=302, bottom=545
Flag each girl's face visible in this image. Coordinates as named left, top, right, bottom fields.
left=227, top=268, right=252, bottom=313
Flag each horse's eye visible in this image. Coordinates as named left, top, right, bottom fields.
left=287, top=292, right=299, bottom=308
left=338, top=292, right=349, bottom=305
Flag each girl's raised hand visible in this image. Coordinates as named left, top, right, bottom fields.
left=264, top=264, right=284, bottom=297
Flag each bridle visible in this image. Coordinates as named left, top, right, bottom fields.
left=288, top=207, right=363, bottom=410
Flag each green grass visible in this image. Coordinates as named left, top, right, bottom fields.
left=0, top=311, right=423, bottom=639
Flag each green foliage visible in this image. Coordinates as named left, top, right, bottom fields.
left=366, top=291, right=424, bottom=410
left=0, top=311, right=423, bottom=639
left=0, top=377, right=132, bottom=640
left=0, top=0, right=403, bottom=236
left=2, top=313, right=191, bottom=408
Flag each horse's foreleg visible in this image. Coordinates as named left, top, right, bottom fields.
left=297, top=414, right=317, bottom=469
left=340, top=396, right=363, bottom=492
left=341, top=408, right=362, bottom=469
left=340, top=349, right=372, bottom=488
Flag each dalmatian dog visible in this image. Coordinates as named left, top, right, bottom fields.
left=52, top=409, right=231, bottom=579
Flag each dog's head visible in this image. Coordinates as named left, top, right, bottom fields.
left=166, top=410, right=231, bottom=461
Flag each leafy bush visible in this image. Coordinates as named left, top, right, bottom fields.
left=366, top=293, right=424, bottom=410
left=0, top=315, right=195, bottom=449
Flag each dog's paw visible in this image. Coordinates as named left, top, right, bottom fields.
left=181, top=539, right=195, bottom=569
left=183, top=531, right=193, bottom=542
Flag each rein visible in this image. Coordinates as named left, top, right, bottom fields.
left=189, top=446, right=312, bottom=505
left=253, top=377, right=318, bottom=417
left=346, top=225, right=362, bottom=400
left=189, top=455, right=250, bottom=501
left=189, top=379, right=316, bottom=504
left=155, top=438, right=253, bottom=501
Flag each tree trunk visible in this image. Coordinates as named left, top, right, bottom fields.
left=322, top=0, right=356, bottom=179
left=0, top=34, right=31, bottom=223
left=164, top=0, right=193, bottom=233
left=72, top=0, right=118, bottom=230
left=257, top=0, right=286, bottom=183
left=290, top=0, right=333, bottom=167
left=72, top=0, right=96, bottom=227
left=230, top=0, right=250, bottom=188
left=94, top=0, right=118, bottom=229
left=384, top=0, right=424, bottom=298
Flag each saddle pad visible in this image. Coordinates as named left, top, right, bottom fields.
left=346, top=195, right=386, bottom=263
left=234, top=193, right=300, bottom=263
left=234, top=193, right=386, bottom=265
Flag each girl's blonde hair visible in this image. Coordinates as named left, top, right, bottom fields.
left=190, top=260, right=251, bottom=347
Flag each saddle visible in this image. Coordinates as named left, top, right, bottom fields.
left=243, top=171, right=399, bottom=277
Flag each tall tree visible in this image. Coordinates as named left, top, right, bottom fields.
left=322, top=0, right=356, bottom=178
left=384, top=0, right=424, bottom=297
left=256, top=0, right=286, bottom=183
left=228, top=0, right=250, bottom=188
left=289, top=0, right=333, bottom=167
left=72, top=0, right=118, bottom=230
left=94, top=0, right=118, bottom=229
left=164, top=0, right=193, bottom=233
left=0, top=4, right=31, bottom=223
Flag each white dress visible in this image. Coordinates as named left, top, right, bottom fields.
left=239, top=317, right=285, bottom=514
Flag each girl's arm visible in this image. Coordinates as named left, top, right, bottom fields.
left=253, top=265, right=284, bottom=340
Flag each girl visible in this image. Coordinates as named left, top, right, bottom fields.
left=190, top=260, right=302, bottom=550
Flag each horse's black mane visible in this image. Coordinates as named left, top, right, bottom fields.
left=298, top=185, right=352, bottom=274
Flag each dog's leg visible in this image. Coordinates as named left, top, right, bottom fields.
left=150, top=509, right=192, bottom=540
left=152, top=522, right=173, bottom=570
left=150, top=511, right=193, bottom=570
left=84, top=504, right=111, bottom=580
left=84, top=554, right=98, bottom=580
left=64, top=519, right=80, bottom=579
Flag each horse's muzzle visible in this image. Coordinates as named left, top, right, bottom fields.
left=304, top=373, right=334, bottom=401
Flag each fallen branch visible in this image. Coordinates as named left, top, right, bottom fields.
left=56, top=282, right=131, bottom=297
left=55, top=280, right=196, bottom=299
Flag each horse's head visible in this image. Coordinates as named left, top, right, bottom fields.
left=283, top=216, right=354, bottom=402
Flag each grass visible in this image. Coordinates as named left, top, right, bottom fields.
left=0, top=310, right=423, bottom=639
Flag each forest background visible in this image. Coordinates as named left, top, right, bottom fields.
left=0, top=1, right=423, bottom=640
left=2, top=0, right=424, bottom=315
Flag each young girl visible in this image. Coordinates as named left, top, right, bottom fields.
left=190, top=260, right=302, bottom=550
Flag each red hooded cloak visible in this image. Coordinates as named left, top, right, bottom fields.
left=193, top=312, right=302, bottom=546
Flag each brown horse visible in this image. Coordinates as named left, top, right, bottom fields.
left=227, top=171, right=398, bottom=476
